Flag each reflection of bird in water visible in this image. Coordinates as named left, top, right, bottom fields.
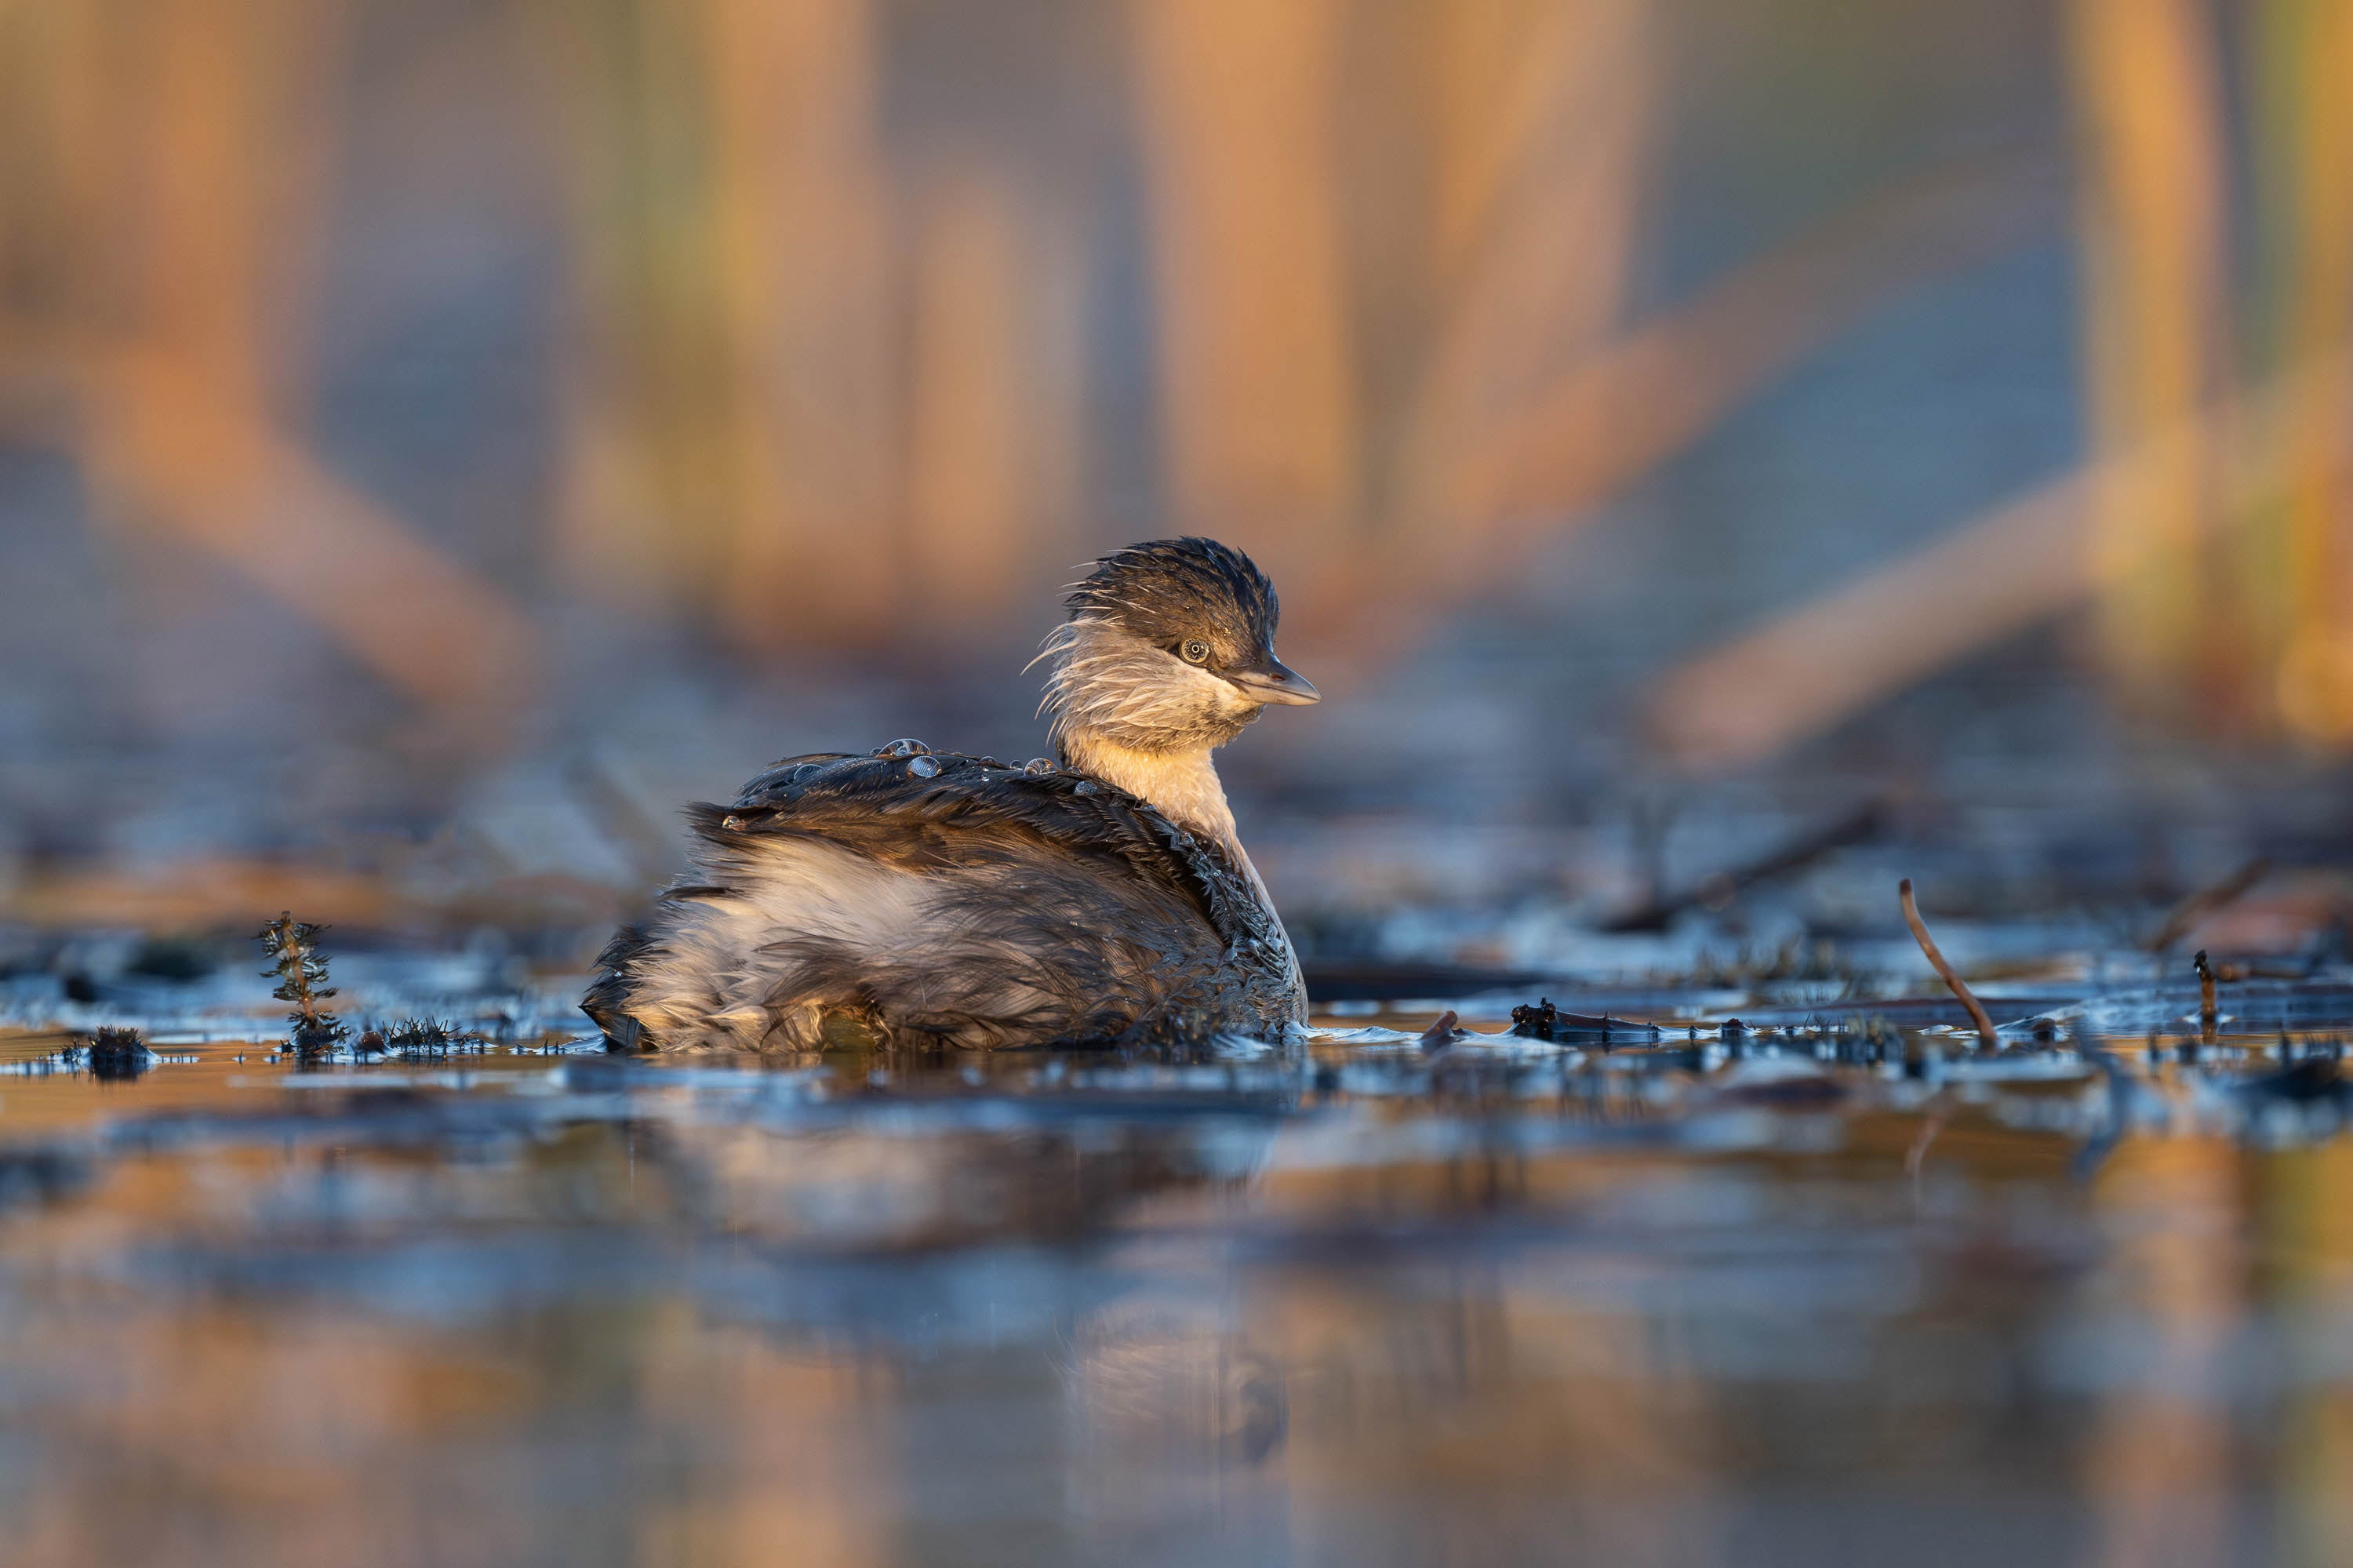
left=586, top=538, right=1321, bottom=1051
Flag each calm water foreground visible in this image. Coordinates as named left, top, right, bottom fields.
left=6, top=975, right=2353, bottom=1567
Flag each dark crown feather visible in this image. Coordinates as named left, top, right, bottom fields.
left=1064, top=537, right=1278, bottom=650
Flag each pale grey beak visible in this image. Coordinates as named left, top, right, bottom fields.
left=1227, top=655, right=1320, bottom=706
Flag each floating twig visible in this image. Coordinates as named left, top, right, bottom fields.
left=2146, top=857, right=2271, bottom=953
left=1897, top=879, right=1998, bottom=1053
left=256, top=912, right=347, bottom=1053
left=2194, top=948, right=2218, bottom=1045
left=1507, top=997, right=1657, bottom=1048
left=1606, top=801, right=1883, bottom=933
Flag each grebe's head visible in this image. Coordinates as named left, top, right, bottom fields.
left=1039, top=537, right=1319, bottom=755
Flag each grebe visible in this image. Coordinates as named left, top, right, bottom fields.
left=584, top=537, right=1321, bottom=1051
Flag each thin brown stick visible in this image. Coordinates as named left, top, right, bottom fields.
left=1605, top=799, right=1883, bottom=932
left=2194, top=949, right=2218, bottom=1045
left=1899, top=879, right=1998, bottom=1053
left=2145, top=857, right=2271, bottom=952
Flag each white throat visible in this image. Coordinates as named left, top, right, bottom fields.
left=1057, top=729, right=1238, bottom=853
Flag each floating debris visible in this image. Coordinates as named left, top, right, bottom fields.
left=1511, top=999, right=1563, bottom=1040
left=78, top=1025, right=150, bottom=1081
left=1507, top=997, right=1656, bottom=1046
left=382, top=1019, right=489, bottom=1057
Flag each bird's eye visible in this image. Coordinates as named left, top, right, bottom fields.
left=1180, top=639, right=1211, bottom=665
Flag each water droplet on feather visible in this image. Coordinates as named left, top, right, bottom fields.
left=876, top=738, right=930, bottom=758
left=1024, top=758, right=1056, bottom=774
left=907, top=755, right=942, bottom=778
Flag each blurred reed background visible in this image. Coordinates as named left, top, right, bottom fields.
left=0, top=0, right=2348, bottom=939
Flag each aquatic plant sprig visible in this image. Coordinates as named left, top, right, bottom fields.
left=256, top=912, right=347, bottom=1053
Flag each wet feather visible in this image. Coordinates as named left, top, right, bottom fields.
left=586, top=538, right=1313, bottom=1052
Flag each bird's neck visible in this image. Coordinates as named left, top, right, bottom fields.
left=1057, top=722, right=1307, bottom=1028
left=1057, top=729, right=1238, bottom=854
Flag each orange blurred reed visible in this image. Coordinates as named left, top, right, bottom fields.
left=0, top=0, right=536, bottom=734
left=1649, top=0, right=2353, bottom=769
left=3, top=0, right=2346, bottom=760
left=2067, top=0, right=2353, bottom=745
left=2254, top=0, right=2353, bottom=744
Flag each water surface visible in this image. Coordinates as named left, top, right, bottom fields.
left=4, top=988, right=2351, bottom=1566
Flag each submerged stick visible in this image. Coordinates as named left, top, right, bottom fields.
left=1898, top=879, right=1998, bottom=1053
